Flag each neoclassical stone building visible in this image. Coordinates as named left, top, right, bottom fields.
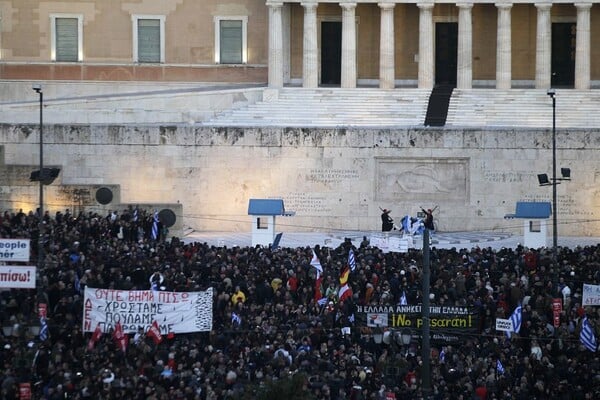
left=1, top=0, right=598, bottom=88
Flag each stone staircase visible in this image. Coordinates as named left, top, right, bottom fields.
left=203, top=87, right=432, bottom=128
left=446, top=89, right=600, bottom=128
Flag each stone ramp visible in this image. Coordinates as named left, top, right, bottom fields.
left=203, top=87, right=431, bottom=128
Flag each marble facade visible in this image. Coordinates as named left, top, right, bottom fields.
left=1, top=125, right=599, bottom=237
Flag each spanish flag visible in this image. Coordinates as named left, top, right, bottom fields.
left=339, top=266, right=350, bottom=286
left=338, top=265, right=352, bottom=302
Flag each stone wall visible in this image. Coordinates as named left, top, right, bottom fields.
left=1, top=124, right=599, bottom=236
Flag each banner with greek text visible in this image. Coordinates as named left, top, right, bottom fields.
left=582, top=284, right=600, bottom=306
left=83, top=287, right=213, bottom=334
left=0, top=239, right=31, bottom=262
left=0, top=266, right=36, bottom=288
left=356, top=304, right=479, bottom=343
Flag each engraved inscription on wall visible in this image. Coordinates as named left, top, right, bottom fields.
left=483, top=171, right=530, bottom=183
left=284, top=192, right=332, bottom=214
left=306, top=168, right=360, bottom=184
left=522, top=194, right=594, bottom=217
left=376, top=158, right=468, bottom=202
left=282, top=168, right=360, bottom=214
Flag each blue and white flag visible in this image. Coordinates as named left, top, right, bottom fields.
left=580, top=316, right=597, bottom=352
left=506, top=303, right=522, bottom=338
left=39, top=317, right=49, bottom=341
left=132, top=207, right=139, bottom=222
left=310, top=250, right=323, bottom=279
left=74, top=271, right=81, bottom=295
left=231, top=312, right=242, bottom=326
left=317, top=297, right=328, bottom=306
left=348, top=249, right=356, bottom=272
left=439, top=348, right=445, bottom=363
left=400, top=291, right=408, bottom=306
left=348, top=313, right=355, bottom=323
left=496, top=359, right=505, bottom=375
left=151, top=210, right=159, bottom=240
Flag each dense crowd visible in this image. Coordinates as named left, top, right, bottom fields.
left=0, top=207, right=599, bottom=400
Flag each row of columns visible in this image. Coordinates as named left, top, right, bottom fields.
left=267, top=1, right=593, bottom=90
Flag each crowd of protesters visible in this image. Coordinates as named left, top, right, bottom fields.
left=0, top=207, right=599, bottom=400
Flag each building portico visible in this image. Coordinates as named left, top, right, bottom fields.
left=267, top=0, right=597, bottom=89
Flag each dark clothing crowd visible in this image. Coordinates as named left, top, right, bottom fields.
left=0, top=208, right=599, bottom=400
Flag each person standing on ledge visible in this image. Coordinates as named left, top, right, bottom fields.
left=381, top=208, right=395, bottom=232
left=421, top=206, right=437, bottom=231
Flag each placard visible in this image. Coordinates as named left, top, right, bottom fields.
left=0, top=266, right=36, bottom=288
left=0, top=239, right=30, bottom=262
left=582, top=284, right=600, bottom=306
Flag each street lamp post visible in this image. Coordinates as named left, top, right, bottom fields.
left=33, top=84, right=43, bottom=269
left=548, top=89, right=557, bottom=260
left=421, top=228, right=431, bottom=397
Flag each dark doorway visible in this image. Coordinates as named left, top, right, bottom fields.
left=435, top=22, right=458, bottom=86
left=551, top=23, right=575, bottom=88
left=321, top=21, right=342, bottom=85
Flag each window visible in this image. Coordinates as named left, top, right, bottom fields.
left=132, top=15, right=165, bottom=63
left=50, top=14, right=83, bottom=62
left=529, top=220, right=541, bottom=233
left=257, top=218, right=268, bottom=230
left=214, top=16, right=247, bottom=64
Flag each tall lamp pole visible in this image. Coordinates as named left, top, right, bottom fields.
left=421, top=228, right=431, bottom=397
left=547, top=89, right=557, bottom=261
left=33, top=84, right=44, bottom=269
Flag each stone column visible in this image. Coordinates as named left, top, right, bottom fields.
left=535, top=2, right=552, bottom=89
left=575, top=2, right=591, bottom=90
left=417, top=2, right=434, bottom=89
left=268, top=2, right=284, bottom=88
left=457, top=2, right=473, bottom=89
left=379, top=2, right=395, bottom=89
left=495, top=2, right=512, bottom=89
left=340, top=2, right=357, bottom=88
left=302, top=1, right=319, bottom=88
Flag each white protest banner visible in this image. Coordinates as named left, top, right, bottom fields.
left=388, top=236, right=411, bottom=253
left=582, top=284, right=600, bottom=306
left=0, top=266, right=36, bottom=288
left=495, top=318, right=513, bottom=332
left=369, top=235, right=389, bottom=252
left=83, top=287, right=213, bottom=334
left=0, top=239, right=31, bottom=262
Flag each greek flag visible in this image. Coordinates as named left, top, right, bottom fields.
left=39, top=317, right=49, bottom=341
left=74, top=271, right=81, bottom=294
left=400, top=291, right=408, bottom=306
left=231, top=312, right=242, bottom=326
left=151, top=210, right=159, bottom=240
left=310, top=249, right=323, bottom=279
left=317, top=297, right=328, bottom=306
left=580, top=316, right=597, bottom=352
left=132, top=207, right=138, bottom=222
left=497, top=359, right=505, bottom=375
left=506, top=303, right=522, bottom=338
left=348, top=249, right=356, bottom=272
left=439, top=348, right=445, bottom=363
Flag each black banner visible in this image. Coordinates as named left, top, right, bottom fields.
left=356, top=305, right=479, bottom=342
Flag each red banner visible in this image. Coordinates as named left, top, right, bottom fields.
left=38, top=303, right=47, bottom=318
left=552, top=298, right=562, bottom=328
left=19, top=383, right=31, bottom=400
